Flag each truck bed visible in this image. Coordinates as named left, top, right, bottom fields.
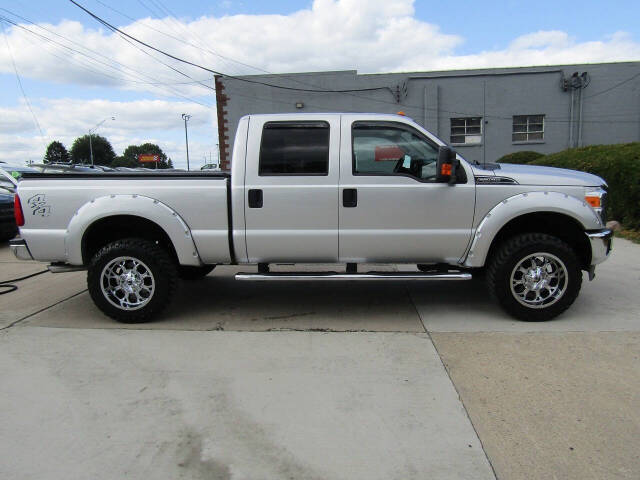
left=17, top=172, right=232, bottom=265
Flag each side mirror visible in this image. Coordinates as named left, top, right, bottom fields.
left=436, top=146, right=459, bottom=185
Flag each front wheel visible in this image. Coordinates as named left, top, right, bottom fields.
left=486, top=233, right=582, bottom=321
left=87, top=238, right=178, bottom=323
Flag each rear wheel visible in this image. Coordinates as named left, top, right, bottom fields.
left=87, top=238, right=177, bottom=323
left=486, top=233, right=582, bottom=321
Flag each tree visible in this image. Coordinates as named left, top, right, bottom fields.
left=43, top=141, right=70, bottom=164
left=167, top=158, right=174, bottom=169
left=121, top=143, right=170, bottom=169
left=111, top=156, right=140, bottom=168
left=70, top=134, right=115, bottom=166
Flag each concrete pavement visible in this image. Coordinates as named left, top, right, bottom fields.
left=1, top=238, right=639, bottom=479
left=0, top=328, right=494, bottom=480
left=433, top=331, right=640, bottom=479
left=0, top=245, right=86, bottom=329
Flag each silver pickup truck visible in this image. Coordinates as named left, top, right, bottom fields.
left=10, top=113, right=612, bottom=323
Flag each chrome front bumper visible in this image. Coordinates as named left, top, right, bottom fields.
left=9, top=238, right=34, bottom=261
left=586, top=228, right=613, bottom=266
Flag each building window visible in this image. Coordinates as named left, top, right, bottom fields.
left=512, top=115, right=544, bottom=142
left=450, top=117, right=482, bottom=145
left=259, top=121, right=330, bottom=175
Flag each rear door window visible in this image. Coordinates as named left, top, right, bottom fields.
left=259, top=121, right=330, bottom=176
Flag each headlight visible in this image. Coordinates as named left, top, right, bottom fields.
left=585, top=188, right=607, bottom=224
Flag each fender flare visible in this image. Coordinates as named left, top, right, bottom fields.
left=462, top=191, right=603, bottom=268
left=65, top=194, right=201, bottom=266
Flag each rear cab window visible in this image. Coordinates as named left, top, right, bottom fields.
left=259, top=121, right=330, bottom=176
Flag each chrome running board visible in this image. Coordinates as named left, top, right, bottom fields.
left=235, top=271, right=472, bottom=281
left=48, top=263, right=87, bottom=273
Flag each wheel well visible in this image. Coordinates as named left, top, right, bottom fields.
left=486, top=212, right=591, bottom=269
left=81, top=215, right=178, bottom=265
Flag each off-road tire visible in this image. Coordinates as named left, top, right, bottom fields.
left=87, top=238, right=177, bottom=323
left=178, top=265, right=215, bottom=280
left=486, top=233, right=582, bottom=321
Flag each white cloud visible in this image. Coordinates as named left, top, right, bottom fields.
left=1, top=0, right=638, bottom=92
left=416, top=31, right=640, bottom=72
left=1, top=0, right=639, bottom=165
left=0, top=99, right=215, bottom=168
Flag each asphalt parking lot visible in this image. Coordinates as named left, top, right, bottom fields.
left=1, top=240, right=639, bottom=480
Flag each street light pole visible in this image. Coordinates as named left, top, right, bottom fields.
left=89, top=134, right=93, bottom=166
left=182, top=113, right=191, bottom=171
left=89, top=116, right=115, bottom=166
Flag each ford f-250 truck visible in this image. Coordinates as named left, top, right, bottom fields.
left=10, top=113, right=612, bottom=323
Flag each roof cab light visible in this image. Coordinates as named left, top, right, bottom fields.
left=14, top=194, right=25, bottom=226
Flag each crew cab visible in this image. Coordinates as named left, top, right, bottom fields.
left=10, top=113, right=612, bottom=322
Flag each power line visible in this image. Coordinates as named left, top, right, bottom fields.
left=0, top=11, right=214, bottom=107
left=1, top=21, right=45, bottom=142
left=7, top=1, right=639, bottom=127
left=584, top=71, right=640, bottom=99
left=92, top=0, right=402, bottom=101
left=68, top=0, right=640, bottom=125
left=69, top=0, right=394, bottom=95
left=103, top=17, right=216, bottom=93
left=93, top=0, right=268, bottom=76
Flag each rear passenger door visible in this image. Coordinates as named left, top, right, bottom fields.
left=244, top=115, right=340, bottom=262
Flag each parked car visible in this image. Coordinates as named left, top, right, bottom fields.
left=0, top=165, right=42, bottom=193
left=28, top=163, right=113, bottom=173
left=10, top=113, right=612, bottom=323
left=0, top=186, right=17, bottom=242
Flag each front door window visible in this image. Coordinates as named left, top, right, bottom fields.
left=352, top=123, right=440, bottom=182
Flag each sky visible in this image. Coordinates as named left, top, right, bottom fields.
left=1, top=0, right=639, bottom=168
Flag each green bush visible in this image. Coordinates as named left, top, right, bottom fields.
left=497, top=151, right=545, bottom=164
left=529, top=143, right=640, bottom=229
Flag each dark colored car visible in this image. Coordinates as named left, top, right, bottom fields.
left=0, top=187, right=17, bottom=242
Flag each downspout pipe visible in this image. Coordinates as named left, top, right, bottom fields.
left=577, top=85, right=584, bottom=147
left=568, top=87, right=574, bottom=148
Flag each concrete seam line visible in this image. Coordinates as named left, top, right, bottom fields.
left=26, top=325, right=428, bottom=334
left=404, top=284, right=428, bottom=334
left=406, top=287, right=499, bottom=480
left=0, top=289, right=89, bottom=332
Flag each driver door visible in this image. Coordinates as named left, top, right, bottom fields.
left=338, top=117, right=475, bottom=264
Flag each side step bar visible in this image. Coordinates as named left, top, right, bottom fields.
left=48, top=263, right=87, bottom=273
left=235, top=271, right=472, bottom=281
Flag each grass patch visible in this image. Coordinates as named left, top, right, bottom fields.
left=615, top=229, right=640, bottom=244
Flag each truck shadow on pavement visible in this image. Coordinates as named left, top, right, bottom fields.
left=22, top=272, right=510, bottom=331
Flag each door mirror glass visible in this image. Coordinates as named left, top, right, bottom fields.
left=436, top=146, right=458, bottom=184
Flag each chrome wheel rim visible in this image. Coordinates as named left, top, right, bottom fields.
left=510, top=252, right=568, bottom=309
left=100, top=256, right=155, bottom=311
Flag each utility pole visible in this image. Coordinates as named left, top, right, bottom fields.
left=182, top=113, right=191, bottom=171
left=89, top=116, right=115, bottom=166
